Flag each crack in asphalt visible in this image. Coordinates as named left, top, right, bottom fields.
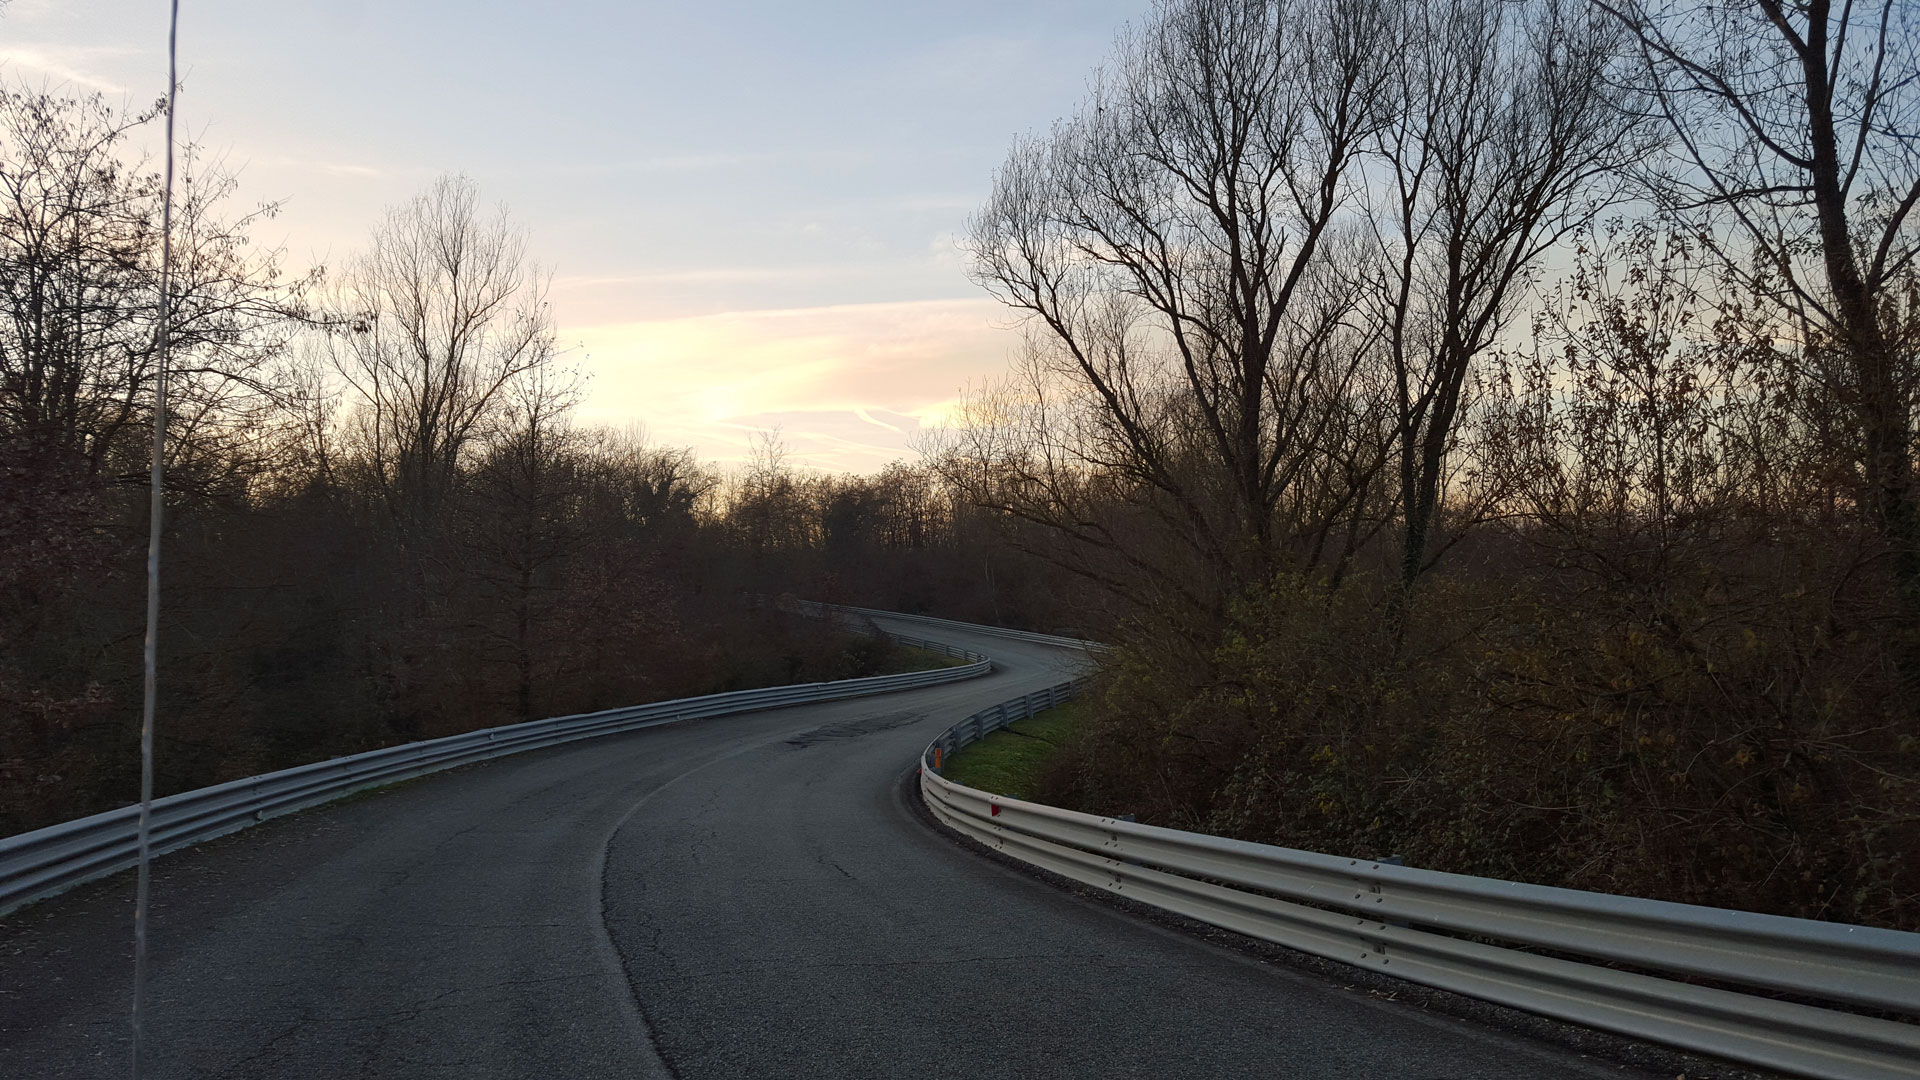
left=210, top=1015, right=310, bottom=1078
left=646, top=950, right=1109, bottom=982
left=200, top=974, right=605, bottom=1079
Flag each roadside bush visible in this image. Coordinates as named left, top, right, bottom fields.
left=1039, top=551, right=1920, bottom=930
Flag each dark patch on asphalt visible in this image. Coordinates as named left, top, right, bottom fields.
left=783, top=710, right=924, bottom=749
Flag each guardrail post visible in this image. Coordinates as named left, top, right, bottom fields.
left=1349, top=861, right=1392, bottom=966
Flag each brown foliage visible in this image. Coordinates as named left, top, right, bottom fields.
left=1044, top=549, right=1919, bottom=928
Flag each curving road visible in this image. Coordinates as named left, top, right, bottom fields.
left=0, top=617, right=1664, bottom=1079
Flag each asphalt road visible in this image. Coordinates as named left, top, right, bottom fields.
left=0, top=617, right=1666, bottom=1079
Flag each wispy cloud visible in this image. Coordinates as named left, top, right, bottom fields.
left=0, top=44, right=141, bottom=93
left=516, top=148, right=881, bottom=180
left=554, top=266, right=845, bottom=288
left=853, top=407, right=907, bottom=435
left=249, top=155, right=388, bottom=179
left=542, top=152, right=768, bottom=177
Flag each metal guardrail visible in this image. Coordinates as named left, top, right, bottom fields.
left=919, top=680, right=1920, bottom=1080
left=0, top=645, right=990, bottom=918
left=833, top=604, right=1108, bottom=652
left=778, top=597, right=1108, bottom=652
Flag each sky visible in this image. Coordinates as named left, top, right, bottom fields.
left=0, top=0, right=1155, bottom=471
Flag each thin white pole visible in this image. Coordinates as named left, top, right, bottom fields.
left=132, top=2, right=181, bottom=1076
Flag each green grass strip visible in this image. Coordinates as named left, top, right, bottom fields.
left=941, top=699, right=1088, bottom=800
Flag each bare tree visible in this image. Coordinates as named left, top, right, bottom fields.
left=1369, top=0, right=1645, bottom=586
left=0, top=82, right=304, bottom=707
left=463, top=368, right=585, bottom=721
left=0, top=85, right=303, bottom=484
left=962, top=0, right=1397, bottom=617
left=328, top=174, right=557, bottom=530
left=730, top=429, right=817, bottom=560
left=1596, top=0, right=1920, bottom=621
left=588, top=428, right=713, bottom=540
left=1481, top=217, right=1796, bottom=562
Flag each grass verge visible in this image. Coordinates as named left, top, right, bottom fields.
left=941, top=699, right=1088, bottom=799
